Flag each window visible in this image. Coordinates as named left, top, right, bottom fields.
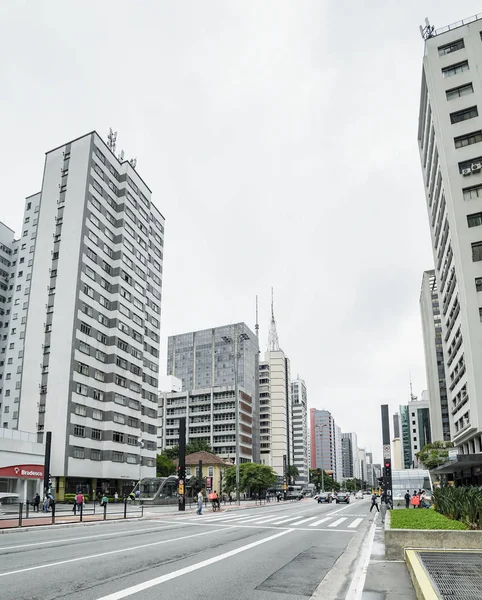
left=97, top=331, right=107, bottom=344
left=120, top=287, right=131, bottom=301
left=90, top=213, right=100, bottom=228
left=90, top=195, right=101, bottom=211
left=104, top=228, right=114, bottom=241
left=122, top=254, right=133, bottom=269
left=77, top=362, right=89, bottom=376
left=94, top=370, right=105, bottom=382
left=455, top=131, right=482, bottom=148
left=113, top=432, right=124, bottom=443
left=127, top=416, right=139, bottom=428
left=476, top=277, right=482, bottom=292
left=88, top=230, right=98, bottom=245
left=83, top=283, right=94, bottom=298
left=132, top=297, right=144, bottom=311
left=112, top=452, right=123, bottom=462
left=464, top=184, right=482, bottom=200
left=73, top=447, right=85, bottom=459
left=118, top=320, right=129, bottom=334
left=98, top=313, right=109, bottom=326
left=79, top=341, right=90, bottom=355
left=450, top=106, right=478, bottom=124
left=86, top=247, right=98, bottom=262
left=442, top=61, right=469, bottom=78
left=105, top=211, right=116, bottom=226
left=438, top=39, right=465, bottom=56
left=92, top=409, right=103, bottom=420
left=468, top=212, right=482, bottom=228
left=80, top=322, right=91, bottom=335
left=472, top=241, right=482, bottom=261
left=91, top=428, right=102, bottom=440
left=91, top=449, right=101, bottom=461
left=116, top=356, right=128, bottom=369
left=132, top=313, right=143, bottom=326
left=114, top=412, right=125, bottom=424
left=95, top=147, right=106, bottom=164
left=119, top=304, right=130, bottom=317
left=117, top=339, right=128, bottom=352
left=446, top=82, right=474, bottom=101
left=93, top=389, right=104, bottom=401
left=99, top=295, right=110, bottom=309
left=73, top=424, right=85, bottom=437
left=95, top=349, right=106, bottom=363
left=115, top=375, right=127, bottom=387
left=126, top=454, right=137, bottom=464
left=101, top=261, right=111, bottom=274
left=103, top=243, right=113, bottom=257
left=85, top=265, right=96, bottom=280
left=81, top=303, right=93, bottom=317
left=114, top=393, right=126, bottom=405
left=74, top=404, right=87, bottom=417
left=76, top=383, right=88, bottom=396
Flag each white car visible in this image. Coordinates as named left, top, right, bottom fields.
left=355, top=491, right=363, bottom=500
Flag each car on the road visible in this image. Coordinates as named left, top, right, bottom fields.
left=355, top=491, right=363, bottom=500
left=336, top=492, right=351, bottom=504
left=317, top=493, right=330, bottom=504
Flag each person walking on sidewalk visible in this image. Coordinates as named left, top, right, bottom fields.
left=370, top=493, right=379, bottom=513
left=196, top=490, right=204, bottom=515
left=32, top=493, right=40, bottom=512
left=404, top=490, right=411, bottom=509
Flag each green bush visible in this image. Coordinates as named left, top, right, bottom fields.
left=390, top=508, right=467, bottom=530
left=433, top=487, right=482, bottom=529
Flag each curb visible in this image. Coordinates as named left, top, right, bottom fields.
left=0, top=517, right=144, bottom=535
left=405, top=550, right=439, bottom=600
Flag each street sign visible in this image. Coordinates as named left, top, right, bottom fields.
left=178, top=484, right=184, bottom=495
left=383, top=444, right=391, bottom=459
left=206, top=476, right=212, bottom=489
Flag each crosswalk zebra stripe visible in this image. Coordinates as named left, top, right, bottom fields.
left=267, top=516, right=302, bottom=524
left=253, top=515, right=298, bottom=524
left=286, top=517, right=317, bottom=526
left=309, top=517, right=332, bottom=527
left=348, top=518, right=363, bottom=529
left=328, top=517, right=347, bottom=528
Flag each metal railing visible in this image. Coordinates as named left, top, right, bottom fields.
left=0, top=499, right=143, bottom=529
left=433, top=13, right=482, bottom=37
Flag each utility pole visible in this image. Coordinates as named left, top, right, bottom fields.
left=178, top=417, right=186, bottom=511
left=234, top=324, right=240, bottom=506
left=381, top=405, right=393, bottom=503
left=43, top=431, right=52, bottom=495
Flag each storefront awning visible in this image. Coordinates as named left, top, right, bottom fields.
left=432, top=453, right=482, bottom=474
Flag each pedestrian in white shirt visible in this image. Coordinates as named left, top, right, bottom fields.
left=196, top=490, right=204, bottom=515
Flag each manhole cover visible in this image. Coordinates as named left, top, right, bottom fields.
left=418, top=551, right=482, bottom=600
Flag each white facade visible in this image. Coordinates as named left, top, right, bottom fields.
left=259, top=349, right=292, bottom=476
left=0, top=132, right=164, bottom=495
left=358, top=447, right=367, bottom=485
left=158, top=386, right=254, bottom=462
left=0, top=427, right=45, bottom=500
left=419, top=18, right=482, bottom=455
left=291, top=378, right=309, bottom=485
left=400, top=393, right=432, bottom=469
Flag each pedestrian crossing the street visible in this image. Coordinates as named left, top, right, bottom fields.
left=184, top=511, right=367, bottom=531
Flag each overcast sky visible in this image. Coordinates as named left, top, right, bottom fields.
left=1, top=1, right=480, bottom=462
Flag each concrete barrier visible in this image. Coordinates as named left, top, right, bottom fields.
left=386, top=526, right=482, bottom=560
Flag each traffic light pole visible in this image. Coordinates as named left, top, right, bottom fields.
left=381, top=405, right=393, bottom=503
left=178, top=417, right=186, bottom=511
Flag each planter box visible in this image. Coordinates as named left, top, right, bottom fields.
left=386, top=527, right=482, bottom=560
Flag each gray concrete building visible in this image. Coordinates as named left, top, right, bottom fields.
left=291, top=378, right=309, bottom=485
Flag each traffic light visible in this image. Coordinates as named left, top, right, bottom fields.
left=384, top=461, right=392, bottom=479
left=317, top=468, right=321, bottom=477
left=177, top=464, right=185, bottom=481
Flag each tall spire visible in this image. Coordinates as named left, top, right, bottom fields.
left=255, top=295, right=259, bottom=339
left=268, top=287, right=280, bottom=351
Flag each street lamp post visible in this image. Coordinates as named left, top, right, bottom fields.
left=222, top=326, right=250, bottom=507
left=137, top=436, right=144, bottom=491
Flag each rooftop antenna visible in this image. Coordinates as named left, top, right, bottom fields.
left=409, top=373, right=418, bottom=402
left=255, top=295, right=259, bottom=339
left=118, top=149, right=125, bottom=162
left=419, top=17, right=435, bottom=40
left=129, top=158, right=137, bottom=169
left=107, top=128, right=117, bottom=153
left=267, top=287, right=280, bottom=351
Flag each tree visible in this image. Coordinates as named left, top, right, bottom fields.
left=416, top=441, right=454, bottom=470
left=286, top=465, right=299, bottom=485
left=309, top=468, right=339, bottom=492
left=162, top=439, right=213, bottom=461
left=156, top=452, right=176, bottom=477
left=224, top=463, right=277, bottom=495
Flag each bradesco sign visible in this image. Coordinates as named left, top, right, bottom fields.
left=0, top=464, right=44, bottom=479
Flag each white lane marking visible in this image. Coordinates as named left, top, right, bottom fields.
left=329, top=518, right=347, bottom=528
left=149, top=519, right=356, bottom=534
left=329, top=503, right=355, bottom=515
left=348, top=518, right=363, bottom=529
left=94, top=529, right=292, bottom=600
left=286, top=517, right=317, bottom=526
left=0, top=529, right=214, bottom=578
left=309, top=517, right=332, bottom=527
left=247, top=515, right=294, bottom=525
left=345, top=515, right=378, bottom=600
left=0, top=524, right=177, bottom=552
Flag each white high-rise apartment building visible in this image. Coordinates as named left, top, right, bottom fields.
left=418, top=15, right=482, bottom=454
left=291, top=378, right=309, bottom=485
left=0, top=131, right=164, bottom=498
left=420, top=270, right=450, bottom=442
left=259, top=349, right=292, bottom=476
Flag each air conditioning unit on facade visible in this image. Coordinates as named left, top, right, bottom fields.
left=462, top=168, right=472, bottom=176
left=471, top=163, right=482, bottom=172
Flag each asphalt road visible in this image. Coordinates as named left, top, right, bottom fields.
left=0, top=497, right=375, bottom=600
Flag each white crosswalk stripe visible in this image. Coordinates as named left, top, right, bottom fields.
left=328, top=517, right=347, bottom=528
left=309, top=517, right=332, bottom=527
left=266, top=516, right=302, bottom=525
left=286, top=516, right=317, bottom=526
left=348, top=518, right=363, bottom=529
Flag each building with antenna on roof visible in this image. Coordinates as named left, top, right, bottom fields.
left=258, top=290, right=293, bottom=477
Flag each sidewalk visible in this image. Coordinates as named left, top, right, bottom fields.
left=362, top=512, right=416, bottom=600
